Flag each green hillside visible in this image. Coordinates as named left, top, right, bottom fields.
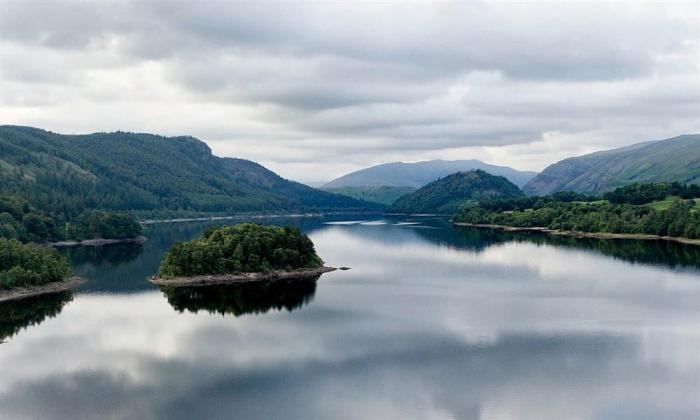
left=323, top=159, right=537, bottom=189
left=0, top=126, right=380, bottom=219
left=322, top=186, right=416, bottom=205
left=523, top=134, right=700, bottom=195
left=388, top=170, right=524, bottom=215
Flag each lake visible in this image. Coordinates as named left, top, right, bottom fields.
left=1, top=215, right=699, bottom=419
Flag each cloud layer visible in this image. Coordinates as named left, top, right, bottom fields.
left=1, top=0, right=698, bottom=182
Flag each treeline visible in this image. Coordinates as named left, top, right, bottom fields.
left=0, top=195, right=142, bottom=243
left=65, top=211, right=142, bottom=241
left=455, top=200, right=700, bottom=239
left=159, top=224, right=323, bottom=277
left=0, top=239, right=71, bottom=289
left=603, top=182, right=700, bottom=205
left=478, top=191, right=597, bottom=212
left=0, top=195, right=63, bottom=242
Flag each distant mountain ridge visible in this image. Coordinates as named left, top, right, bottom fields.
left=524, top=134, right=700, bottom=196
left=389, top=170, right=524, bottom=215
left=0, top=126, right=380, bottom=218
left=322, top=186, right=417, bottom=206
left=323, top=159, right=538, bottom=189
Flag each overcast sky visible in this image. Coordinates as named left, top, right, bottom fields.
left=1, top=0, right=698, bottom=183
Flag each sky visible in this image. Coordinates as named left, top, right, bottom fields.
left=1, top=0, right=699, bottom=184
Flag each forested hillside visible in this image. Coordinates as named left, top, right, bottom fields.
left=389, top=170, right=524, bottom=214
left=523, top=134, right=700, bottom=195
left=0, top=126, right=379, bottom=219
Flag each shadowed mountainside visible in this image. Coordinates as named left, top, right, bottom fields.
left=524, top=134, right=700, bottom=196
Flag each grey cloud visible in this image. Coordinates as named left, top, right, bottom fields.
left=0, top=0, right=698, bottom=180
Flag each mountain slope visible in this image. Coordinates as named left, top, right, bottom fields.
left=321, top=186, right=417, bottom=205
left=323, top=159, right=537, bottom=189
left=389, top=170, right=524, bottom=215
left=524, top=134, right=700, bottom=196
left=0, top=126, right=380, bottom=218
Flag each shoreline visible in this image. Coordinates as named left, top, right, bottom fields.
left=141, top=211, right=382, bottom=225
left=149, top=266, right=339, bottom=287
left=453, top=222, right=700, bottom=246
left=50, top=236, right=147, bottom=248
left=0, top=276, right=86, bottom=303
left=384, top=213, right=445, bottom=217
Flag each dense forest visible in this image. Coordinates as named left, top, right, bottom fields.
left=0, top=125, right=380, bottom=219
left=602, top=182, right=700, bottom=204
left=455, top=183, right=700, bottom=240
left=65, top=211, right=142, bottom=241
left=0, top=195, right=142, bottom=243
left=0, top=195, right=62, bottom=243
left=159, top=224, right=323, bottom=277
left=389, top=170, right=524, bottom=214
left=0, top=239, right=71, bottom=289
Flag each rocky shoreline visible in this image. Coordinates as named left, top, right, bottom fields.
left=453, top=222, right=700, bottom=246
left=50, top=236, right=147, bottom=248
left=0, top=276, right=86, bottom=303
left=149, top=266, right=339, bottom=287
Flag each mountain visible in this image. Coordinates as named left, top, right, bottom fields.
left=524, top=134, right=700, bottom=196
left=321, top=186, right=416, bottom=205
left=323, top=159, right=537, bottom=189
left=388, top=170, right=524, bottom=215
left=0, top=126, right=381, bottom=218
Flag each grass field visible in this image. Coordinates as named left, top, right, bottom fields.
left=644, top=196, right=700, bottom=211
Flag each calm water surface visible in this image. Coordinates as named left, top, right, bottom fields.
left=1, top=215, right=699, bottom=419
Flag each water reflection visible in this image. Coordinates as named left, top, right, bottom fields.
left=161, top=278, right=318, bottom=316
left=322, top=217, right=700, bottom=271
left=62, top=215, right=342, bottom=294
left=1, top=215, right=698, bottom=419
left=62, top=243, right=144, bottom=266
left=0, top=292, right=72, bottom=341
left=454, top=226, right=700, bottom=271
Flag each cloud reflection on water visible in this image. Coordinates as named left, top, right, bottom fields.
left=0, top=217, right=699, bottom=419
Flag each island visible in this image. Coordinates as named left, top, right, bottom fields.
left=0, top=238, right=85, bottom=302
left=150, top=223, right=337, bottom=287
left=454, top=183, right=700, bottom=246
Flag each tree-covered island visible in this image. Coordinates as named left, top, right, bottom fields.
left=152, top=223, right=336, bottom=286
left=454, top=182, right=700, bottom=244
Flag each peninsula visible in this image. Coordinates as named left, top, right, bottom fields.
left=453, top=183, right=700, bottom=246
left=0, top=238, right=86, bottom=302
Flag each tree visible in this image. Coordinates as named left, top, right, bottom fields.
left=159, top=224, right=323, bottom=277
